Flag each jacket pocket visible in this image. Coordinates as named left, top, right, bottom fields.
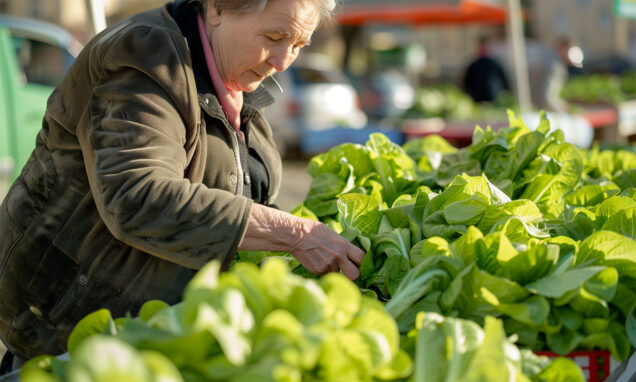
left=48, top=226, right=132, bottom=324
left=47, top=192, right=135, bottom=325
left=9, top=243, right=79, bottom=357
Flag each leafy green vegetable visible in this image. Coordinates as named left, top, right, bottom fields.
left=410, top=313, right=584, bottom=382
left=248, top=111, right=636, bottom=361
left=23, top=260, right=412, bottom=382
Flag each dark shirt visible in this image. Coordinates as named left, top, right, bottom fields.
left=463, top=56, right=509, bottom=103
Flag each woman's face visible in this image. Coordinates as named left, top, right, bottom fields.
left=206, top=0, right=320, bottom=92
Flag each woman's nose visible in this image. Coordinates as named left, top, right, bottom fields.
left=268, top=46, right=297, bottom=72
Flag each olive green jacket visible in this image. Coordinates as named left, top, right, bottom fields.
left=0, top=4, right=282, bottom=359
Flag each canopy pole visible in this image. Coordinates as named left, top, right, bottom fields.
left=85, top=0, right=107, bottom=37
left=505, top=0, right=532, bottom=113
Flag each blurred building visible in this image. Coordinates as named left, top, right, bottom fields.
left=339, top=0, right=636, bottom=84
left=336, top=0, right=511, bottom=85
left=0, top=0, right=164, bottom=43
left=0, top=0, right=91, bottom=42
left=1, top=0, right=636, bottom=78
left=526, top=0, right=634, bottom=73
left=103, top=0, right=163, bottom=23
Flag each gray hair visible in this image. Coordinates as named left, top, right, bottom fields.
left=189, top=0, right=337, bottom=26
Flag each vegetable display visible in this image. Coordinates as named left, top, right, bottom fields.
left=561, top=70, right=636, bottom=104
left=408, top=312, right=584, bottom=382
left=402, top=84, right=517, bottom=122
left=21, top=110, right=636, bottom=381
left=21, top=259, right=411, bottom=382
left=248, top=111, right=636, bottom=361
left=21, top=259, right=583, bottom=382
left=561, top=74, right=624, bottom=104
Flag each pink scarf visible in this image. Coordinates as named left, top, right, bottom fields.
left=197, top=13, right=243, bottom=132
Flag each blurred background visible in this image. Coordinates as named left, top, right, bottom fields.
left=2, top=0, right=636, bottom=210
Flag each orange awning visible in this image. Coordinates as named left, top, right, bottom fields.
left=338, top=0, right=509, bottom=26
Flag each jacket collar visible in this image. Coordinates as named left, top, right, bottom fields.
left=167, top=0, right=274, bottom=116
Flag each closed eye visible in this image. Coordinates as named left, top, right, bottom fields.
left=264, top=32, right=286, bottom=42
left=263, top=31, right=311, bottom=49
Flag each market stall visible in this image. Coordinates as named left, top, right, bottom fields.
left=4, top=3, right=636, bottom=382
left=12, top=110, right=636, bottom=382
left=337, top=0, right=532, bottom=112
left=337, top=0, right=627, bottom=150
left=338, top=0, right=509, bottom=25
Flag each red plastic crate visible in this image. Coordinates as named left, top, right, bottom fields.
left=534, top=350, right=611, bottom=382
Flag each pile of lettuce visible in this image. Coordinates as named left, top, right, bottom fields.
left=561, top=74, right=625, bottom=104
left=247, top=111, right=636, bottom=361
left=408, top=312, right=584, bottom=382
left=20, top=110, right=633, bottom=380
left=401, top=84, right=517, bottom=122
left=21, top=259, right=584, bottom=382
left=21, top=259, right=411, bottom=382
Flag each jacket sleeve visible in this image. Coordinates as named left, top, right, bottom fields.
left=76, top=25, right=252, bottom=270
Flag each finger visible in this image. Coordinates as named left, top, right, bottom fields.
left=347, top=245, right=366, bottom=266
left=328, top=233, right=365, bottom=266
left=325, top=255, right=339, bottom=273
left=337, top=256, right=361, bottom=281
left=314, top=249, right=339, bottom=274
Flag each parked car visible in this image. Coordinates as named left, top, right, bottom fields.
left=262, top=53, right=367, bottom=156
left=355, top=69, right=416, bottom=121
left=0, top=15, right=82, bottom=200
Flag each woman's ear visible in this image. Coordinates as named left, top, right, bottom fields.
left=206, top=0, right=222, bottom=26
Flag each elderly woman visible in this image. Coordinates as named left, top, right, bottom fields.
left=0, top=0, right=364, bottom=366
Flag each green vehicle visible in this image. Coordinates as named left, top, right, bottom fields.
left=0, top=15, right=81, bottom=200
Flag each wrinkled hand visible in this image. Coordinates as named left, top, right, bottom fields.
left=287, top=218, right=365, bottom=280
left=239, top=203, right=366, bottom=280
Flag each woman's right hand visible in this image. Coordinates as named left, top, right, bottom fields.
left=239, top=203, right=366, bottom=280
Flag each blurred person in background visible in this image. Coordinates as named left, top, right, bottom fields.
left=526, top=38, right=569, bottom=112
left=0, top=0, right=365, bottom=371
left=556, top=36, right=583, bottom=77
left=462, top=35, right=510, bottom=103
left=487, top=34, right=569, bottom=113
